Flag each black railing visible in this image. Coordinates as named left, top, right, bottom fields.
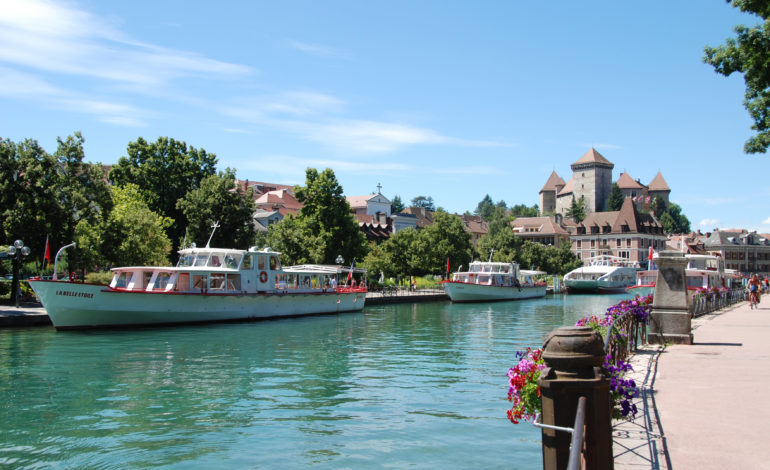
left=689, top=287, right=746, bottom=317
left=603, top=309, right=647, bottom=366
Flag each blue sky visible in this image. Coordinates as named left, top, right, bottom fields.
left=0, top=1, right=766, bottom=232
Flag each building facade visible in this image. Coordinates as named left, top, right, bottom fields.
left=704, top=229, right=770, bottom=275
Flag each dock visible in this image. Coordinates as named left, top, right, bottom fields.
left=0, top=303, right=52, bottom=327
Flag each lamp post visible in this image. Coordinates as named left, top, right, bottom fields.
left=8, top=239, right=31, bottom=308
left=335, top=255, right=344, bottom=265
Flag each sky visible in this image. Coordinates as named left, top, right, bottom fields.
left=1, top=1, right=767, bottom=232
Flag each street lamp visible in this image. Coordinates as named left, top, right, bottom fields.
left=8, top=239, right=30, bottom=308
left=335, top=255, right=344, bottom=265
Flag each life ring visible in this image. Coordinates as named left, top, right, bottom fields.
left=259, top=271, right=268, bottom=283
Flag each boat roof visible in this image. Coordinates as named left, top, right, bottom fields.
left=520, top=269, right=547, bottom=276
left=282, top=264, right=367, bottom=274
left=469, top=260, right=516, bottom=266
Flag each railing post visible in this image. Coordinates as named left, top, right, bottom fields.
left=538, top=326, right=613, bottom=470
left=648, top=251, right=692, bottom=345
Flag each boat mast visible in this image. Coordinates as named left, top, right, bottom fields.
left=488, top=249, right=494, bottom=262
left=205, top=221, right=220, bottom=248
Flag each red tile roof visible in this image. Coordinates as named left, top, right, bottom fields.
left=616, top=172, right=644, bottom=189
left=540, top=170, right=566, bottom=193
left=572, top=148, right=613, bottom=167
left=648, top=171, right=670, bottom=191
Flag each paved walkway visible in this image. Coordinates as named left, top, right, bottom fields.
left=0, top=303, right=51, bottom=326
left=614, top=298, right=770, bottom=469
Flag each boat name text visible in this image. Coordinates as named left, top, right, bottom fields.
left=56, top=290, right=94, bottom=299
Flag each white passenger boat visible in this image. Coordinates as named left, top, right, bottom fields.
left=627, top=253, right=735, bottom=297
left=564, top=255, right=639, bottom=294
left=441, top=261, right=547, bottom=302
left=29, top=246, right=367, bottom=330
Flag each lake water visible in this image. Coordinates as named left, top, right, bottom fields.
left=0, top=294, right=630, bottom=469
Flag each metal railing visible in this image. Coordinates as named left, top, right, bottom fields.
left=689, top=287, right=746, bottom=317
left=534, top=396, right=587, bottom=470
left=603, top=307, right=648, bottom=365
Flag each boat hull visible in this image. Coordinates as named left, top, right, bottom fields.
left=564, top=279, right=601, bottom=294
left=442, top=282, right=546, bottom=303
left=30, top=280, right=366, bottom=330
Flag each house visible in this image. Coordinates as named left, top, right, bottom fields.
left=570, top=197, right=667, bottom=266
left=511, top=214, right=572, bottom=248
left=252, top=188, right=303, bottom=230
left=704, top=229, right=770, bottom=275
left=347, top=191, right=418, bottom=241
left=457, top=214, right=488, bottom=246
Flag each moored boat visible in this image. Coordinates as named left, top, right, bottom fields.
left=441, top=261, right=547, bottom=303
left=564, top=255, right=639, bottom=294
left=29, top=246, right=367, bottom=330
left=627, top=253, right=739, bottom=297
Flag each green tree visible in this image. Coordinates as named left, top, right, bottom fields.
left=543, top=244, right=582, bottom=275
left=607, top=183, right=624, bottom=211
left=109, top=137, right=218, bottom=248
left=476, top=223, right=522, bottom=264
left=410, top=195, right=436, bottom=211
left=650, top=196, right=667, bottom=218
left=566, top=196, right=586, bottom=222
left=391, top=195, right=405, bottom=212
left=265, top=214, right=324, bottom=265
left=659, top=202, right=691, bottom=234
left=177, top=169, right=257, bottom=249
left=474, top=194, right=496, bottom=221
left=704, top=1, right=770, bottom=153
left=77, top=184, right=173, bottom=268
left=509, top=203, right=539, bottom=217
left=413, top=211, right=472, bottom=276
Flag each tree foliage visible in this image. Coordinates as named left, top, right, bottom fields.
left=475, top=194, right=495, bottom=220
left=267, top=168, right=366, bottom=266
left=566, top=196, right=586, bottom=222
left=704, top=0, right=770, bottom=153
left=607, top=183, right=624, bottom=211
left=109, top=137, right=217, bottom=248
left=658, top=202, right=691, bottom=234
left=410, top=195, right=436, bottom=211
left=509, top=203, right=538, bottom=218
left=177, top=169, right=256, bottom=249
left=391, top=194, right=405, bottom=213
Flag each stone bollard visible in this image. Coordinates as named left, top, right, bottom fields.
left=648, top=251, right=692, bottom=345
left=538, top=326, right=613, bottom=470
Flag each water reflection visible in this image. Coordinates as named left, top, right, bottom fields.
left=0, top=294, right=629, bottom=468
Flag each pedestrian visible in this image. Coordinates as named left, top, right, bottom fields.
left=748, top=273, right=762, bottom=309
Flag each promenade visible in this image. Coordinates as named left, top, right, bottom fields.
left=614, top=298, right=770, bottom=469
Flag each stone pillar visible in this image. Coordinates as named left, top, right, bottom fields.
left=648, top=250, right=692, bottom=345
left=538, top=326, right=613, bottom=470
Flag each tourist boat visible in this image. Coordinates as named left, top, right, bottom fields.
left=563, top=255, right=639, bottom=294
left=627, top=253, right=740, bottom=297
left=441, top=260, right=547, bottom=302
left=29, top=246, right=367, bottom=330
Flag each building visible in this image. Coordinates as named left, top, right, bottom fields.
left=457, top=214, right=488, bottom=246
left=570, top=197, right=667, bottom=265
left=252, top=188, right=303, bottom=231
left=511, top=215, right=572, bottom=248
left=539, top=149, right=672, bottom=217
left=346, top=190, right=419, bottom=241
left=704, top=229, right=770, bottom=275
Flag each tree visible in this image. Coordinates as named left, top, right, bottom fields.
left=391, top=195, right=405, bottom=213
left=659, top=202, right=691, bottom=234
left=109, top=137, right=217, bottom=248
left=607, top=183, right=624, bottom=211
left=474, top=194, right=495, bottom=221
left=704, top=1, right=770, bottom=153
left=177, top=169, right=257, bottom=249
left=410, top=195, right=436, bottom=211
left=77, top=184, right=173, bottom=268
left=413, top=211, right=472, bottom=276
left=509, top=203, right=539, bottom=218
left=476, top=223, right=522, bottom=264
left=566, top=196, right=586, bottom=222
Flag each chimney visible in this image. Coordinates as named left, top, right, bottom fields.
left=378, top=212, right=387, bottom=225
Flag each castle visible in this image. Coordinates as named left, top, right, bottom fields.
left=539, top=148, right=670, bottom=216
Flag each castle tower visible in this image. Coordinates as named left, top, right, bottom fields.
left=647, top=171, right=671, bottom=207
left=570, top=148, right=614, bottom=213
left=539, top=170, right=566, bottom=215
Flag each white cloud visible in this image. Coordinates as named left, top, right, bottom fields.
left=763, top=217, right=770, bottom=225
left=288, top=40, right=351, bottom=59
left=699, top=218, right=721, bottom=227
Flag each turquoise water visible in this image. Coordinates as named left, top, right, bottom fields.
left=0, top=294, right=629, bottom=469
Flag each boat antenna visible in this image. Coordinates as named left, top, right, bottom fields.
left=205, top=221, right=220, bottom=248
left=488, top=249, right=494, bottom=262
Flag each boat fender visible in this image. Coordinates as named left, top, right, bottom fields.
left=259, top=271, right=268, bottom=283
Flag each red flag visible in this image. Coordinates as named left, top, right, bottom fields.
left=648, top=246, right=654, bottom=262
left=446, top=257, right=450, bottom=275
left=44, top=235, right=51, bottom=267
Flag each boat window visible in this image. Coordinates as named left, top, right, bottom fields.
left=301, top=275, right=311, bottom=288
left=258, top=255, right=266, bottom=270
left=194, top=254, right=209, bottom=267
left=177, top=254, right=195, bottom=267
left=114, top=272, right=130, bottom=288
left=210, top=273, right=225, bottom=290
left=142, top=272, right=152, bottom=289
left=242, top=254, right=252, bottom=270
left=286, top=273, right=298, bottom=289
left=226, top=274, right=241, bottom=291
left=155, top=272, right=171, bottom=290
left=192, top=274, right=207, bottom=290
left=276, top=273, right=287, bottom=289
left=224, top=253, right=242, bottom=269
left=209, top=255, right=222, bottom=268
left=269, top=256, right=279, bottom=271
left=175, top=273, right=190, bottom=291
